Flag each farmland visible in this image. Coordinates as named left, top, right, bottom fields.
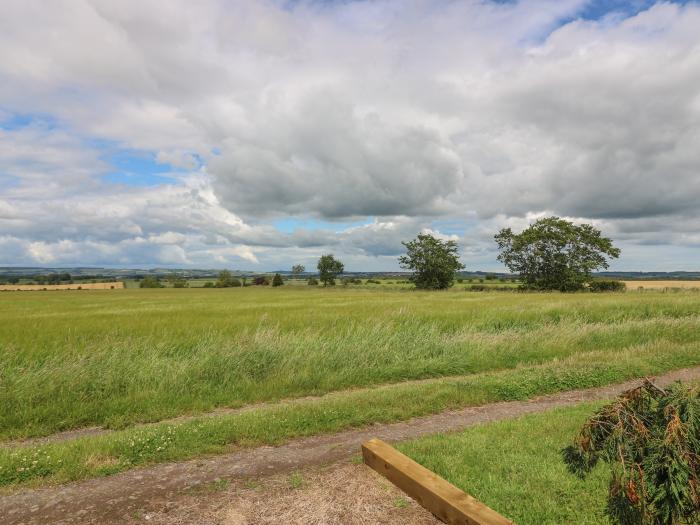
left=1, top=286, right=700, bottom=490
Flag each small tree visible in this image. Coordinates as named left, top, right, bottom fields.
left=495, top=216, right=620, bottom=292
left=563, top=381, right=700, bottom=525
left=139, top=276, right=163, bottom=288
left=398, top=233, right=464, bottom=290
left=317, top=254, right=344, bottom=286
left=292, top=265, right=305, bottom=279
left=216, top=270, right=235, bottom=288
left=272, top=273, right=284, bottom=287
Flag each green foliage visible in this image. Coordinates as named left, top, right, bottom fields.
left=215, top=270, right=241, bottom=288
left=317, top=254, right=344, bottom=286
left=291, top=264, right=305, bottom=276
left=307, top=277, right=319, bottom=286
left=590, top=280, right=626, bottom=293
left=171, top=279, right=189, bottom=288
left=563, top=381, right=700, bottom=525
left=399, top=233, right=465, bottom=290
left=272, top=273, right=284, bottom=287
left=203, top=281, right=214, bottom=288
left=495, top=216, right=621, bottom=292
left=139, top=276, right=163, bottom=288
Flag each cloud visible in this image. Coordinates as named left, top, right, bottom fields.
left=1, top=1, right=699, bottom=269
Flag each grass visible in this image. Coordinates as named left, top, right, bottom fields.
left=2, top=287, right=700, bottom=441
left=1, top=339, right=699, bottom=488
left=397, top=402, right=611, bottom=524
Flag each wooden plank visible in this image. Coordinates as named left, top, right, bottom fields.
left=362, top=438, right=514, bottom=525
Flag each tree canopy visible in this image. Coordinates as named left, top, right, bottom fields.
left=398, top=233, right=464, bottom=289
left=495, top=216, right=620, bottom=291
left=317, top=254, right=344, bottom=286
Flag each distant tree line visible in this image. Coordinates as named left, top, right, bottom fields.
left=128, top=216, right=622, bottom=293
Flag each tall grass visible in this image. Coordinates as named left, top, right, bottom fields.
left=1, top=287, right=700, bottom=440
left=2, top=342, right=699, bottom=489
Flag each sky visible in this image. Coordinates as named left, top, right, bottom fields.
left=1, top=0, right=700, bottom=272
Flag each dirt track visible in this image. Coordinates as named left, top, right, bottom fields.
left=2, top=366, right=700, bottom=525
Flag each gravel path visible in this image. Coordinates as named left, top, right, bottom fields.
left=2, top=366, right=699, bottom=525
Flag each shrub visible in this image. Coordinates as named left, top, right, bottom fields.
left=307, top=278, right=319, bottom=286
left=203, top=281, right=214, bottom=288
left=139, top=276, right=163, bottom=288
left=253, top=276, right=269, bottom=286
left=563, top=381, right=700, bottom=525
left=272, top=273, right=284, bottom=287
left=589, top=280, right=626, bottom=292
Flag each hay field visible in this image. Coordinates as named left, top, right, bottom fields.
left=0, top=281, right=124, bottom=291
left=623, top=280, right=700, bottom=290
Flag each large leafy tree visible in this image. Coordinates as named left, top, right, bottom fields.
left=563, top=381, right=700, bottom=525
left=399, top=233, right=464, bottom=289
left=494, top=216, right=620, bottom=291
left=317, top=254, right=344, bottom=286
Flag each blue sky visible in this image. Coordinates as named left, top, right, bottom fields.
left=1, top=0, right=699, bottom=270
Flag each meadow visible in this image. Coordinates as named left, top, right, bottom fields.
left=1, top=286, right=700, bottom=487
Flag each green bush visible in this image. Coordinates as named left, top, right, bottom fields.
left=139, top=276, right=163, bottom=288
left=203, top=282, right=214, bottom=288
left=307, top=278, right=319, bottom=286
left=272, top=273, right=284, bottom=287
left=589, top=280, right=626, bottom=292
left=563, top=381, right=700, bottom=525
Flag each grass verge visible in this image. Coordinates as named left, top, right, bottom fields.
left=397, top=402, right=609, bottom=524
left=1, top=340, right=699, bottom=489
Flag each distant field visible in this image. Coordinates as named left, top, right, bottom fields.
left=623, top=280, right=700, bottom=290
left=0, top=282, right=124, bottom=291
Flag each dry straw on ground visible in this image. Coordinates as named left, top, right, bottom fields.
left=125, top=462, right=439, bottom=525
left=623, top=280, right=700, bottom=290
left=0, top=282, right=124, bottom=291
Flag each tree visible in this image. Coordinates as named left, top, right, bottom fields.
left=495, top=216, right=620, bottom=292
left=272, top=273, right=284, bottom=287
left=216, top=270, right=237, bottom=288
left=139, top=276, right=163, bottom=288
left=292, top=264, right=305, bottom=278
left=398, top=233, right=464, bottom=290
left=317, top=254, right=344, bottom=286
left=563, top=381, right=700, bottom=525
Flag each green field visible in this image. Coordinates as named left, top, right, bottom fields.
left=1, top=287, right=700, bottom=488
left=399, top=402, right=610, bottom=524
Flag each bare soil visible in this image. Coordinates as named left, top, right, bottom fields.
left=119, top=462, right=440, bottom=525
left=2, top=366, right=699, bottom=525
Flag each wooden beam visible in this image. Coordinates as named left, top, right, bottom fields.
left=362, top=438, right=514, bottom=525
